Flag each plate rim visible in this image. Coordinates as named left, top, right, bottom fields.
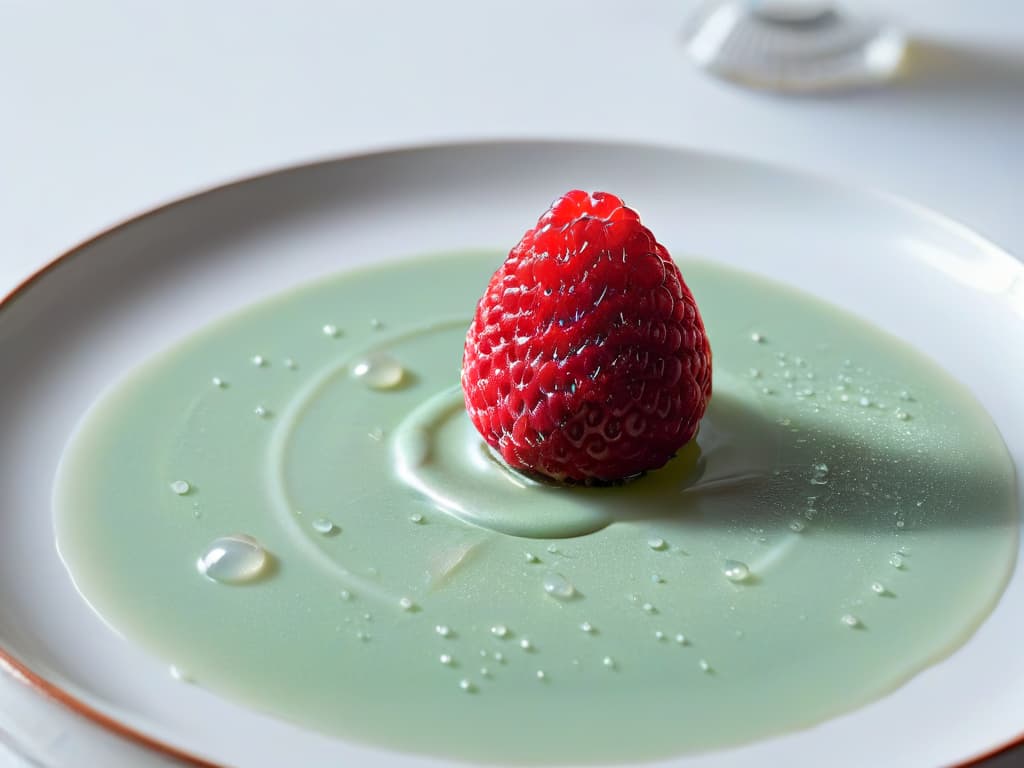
left=2, top=137, right=1021, bottom=768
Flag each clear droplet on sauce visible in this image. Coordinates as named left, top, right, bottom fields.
left=196, top=534, right=268, bottom=584
left=169, top=480, right=190, bottom=495
left=723, top=560, right=751, bottom=583
left=809, top=462, right=830, bottom=485
left=542, top=572, right=576, bottom=600
left=312, top=518, right=336, bottom=535
left=351, top=353, right=404, bottom=390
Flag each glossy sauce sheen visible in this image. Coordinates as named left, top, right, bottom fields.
left=54, top=252, right=1017, bottom=764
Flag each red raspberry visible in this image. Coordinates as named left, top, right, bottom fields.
left=461, top=190, right=712, bottom=484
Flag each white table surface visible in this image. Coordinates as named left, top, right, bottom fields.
left=1, top=1, right=1022, bottom=766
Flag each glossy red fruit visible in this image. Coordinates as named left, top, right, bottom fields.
left=461, top=190, right=712, bottom=483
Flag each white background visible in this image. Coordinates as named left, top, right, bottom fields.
left=1, top=0, right=1022, bottom=290
left=0, top=1, right=1021, bottom=766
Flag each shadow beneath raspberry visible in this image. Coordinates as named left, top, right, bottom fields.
left=601, top=386, right=1015, bottom=537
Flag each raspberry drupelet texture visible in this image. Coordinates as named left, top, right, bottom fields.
left=461, top=190, right=712, bottom=484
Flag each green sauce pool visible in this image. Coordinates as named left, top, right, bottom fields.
left=54, top=252, right=1017, bottom=764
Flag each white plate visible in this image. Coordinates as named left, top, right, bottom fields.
left=1, top=141, right=1022, bottom=768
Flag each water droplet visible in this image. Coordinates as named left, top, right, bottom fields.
left=546, top=544, right=559, bottom=554
left=580, top=621, right=595, bottom=634
left=211, top=376, right=226, bottom=388
left=749, top=368, right=762, bottom=378
left=750, top=332, right=764, bottom=343
left=409, top=512, right=424, bottom=524
left=356, top=630, right=370, bottom=642
left=312, top=518, right=336, bottom=535
left=480, top=667, right=491, bottom=677
left=647, top=537, right=667, bottom=551
left=642, top=602, right=657, bottom=614
left=525, top=552, right=539, bottom=563
left=723, top=560, right=751, bottom=583
left=491, top=625, right=509, bottom=638
left=251, top=354, right=266, bottom=367
left=699, top=659, right=712, bottom=673
left=602, top=656, right=616, bottom=668
left=889, top=554, right=905, bottom=569
left=654, top=630, right=665, bottom=641
left=651, top=573, right=665, bottom=584
left=809, top=462, right=830, bottom=485
left=169, top=665, right=192, bottom=683
left=899, top=390, right=914, bottom=402
left=519, top=638, right=533, bottom=651
left=459, top=679, right=475, bottom=692
left=542, top=573, right=576, bottom=600
left=494, top=652, right=505, bottom=663
left=169, top=480, right=191, bottom=495
left=399, top=597, right=416, bottom=612
left=368, top=426, right=385, bottom=441
left=435, top=624, right=452, bottom=638
left=896, top=519, right=905, bottom=529
left=761, top=387, right=776, bottom=396
left=535, top=670, right=547, bottom=681
left=871, top=582, right=887, bottom=595
left=370, top=318, right=383, bottom=329
left=479, top=649, right=488, bottom=658
left=322, top=324, right=340, bottom=338
left=789, top=519, right=806, bottom=533
left=841, top=614, right=861, bottom=628
left=196, top=534, right=268, bottom=584
left=351, top=353, right=404, bottom=390
left=894, top=408, right=911, bottom=421
left=859, top=396, right=872, bottom=407
left=254, top=405, right=270, bottom=418
left=440, top=654, right=454, bottom=666
left=339, top=589, right=352, bottom=601
left=284, top=358, right=297, bottom=370
left=675, top=633, right=688, bottom=645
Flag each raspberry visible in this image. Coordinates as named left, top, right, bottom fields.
left=461, top=190, right=712, bottom=484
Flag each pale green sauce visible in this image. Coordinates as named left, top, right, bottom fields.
left=55, top=253, right=1018, bottom=764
